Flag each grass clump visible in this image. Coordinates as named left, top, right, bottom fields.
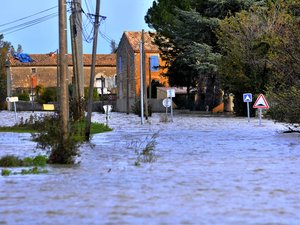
left=0, top=155, right=48, bottom=167
left=127, top=132, right=159, bottom=166
left=0, top=155, right=23, bottom=167
left=0, top=155, right=49, bottom=176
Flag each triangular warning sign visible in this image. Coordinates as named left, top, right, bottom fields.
left=253, top=94, right=269, bottom=109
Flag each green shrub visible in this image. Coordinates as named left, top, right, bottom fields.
left=0, top=155, right=23, bottom=167
left=32, top=155, right=47, bottom=167
left=31, top=114, right=81, bottom=164
left=84, top=87, right=99, bottom=101
left=17, top=92, right=30, bottom=101
left=20, top=167, right=48, bottom=175
left=0, top=154, right=48, bottom=167
left=1, top=169, right=11, bottom=176
left=37, top=87, right=57, bottom=104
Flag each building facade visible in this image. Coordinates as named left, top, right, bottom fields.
left=116, top=31, right=168, bottom=113
left=6, top=53, right=116, bottom=98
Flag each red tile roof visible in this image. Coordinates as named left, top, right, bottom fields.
left=124, top=31, right=160, bottom=53
left=10, top=54, right=116, bottom=67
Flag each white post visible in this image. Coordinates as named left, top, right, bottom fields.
left=170, top=96, right=173, bottom=122
left=106, top=104, right=108, bottom=126
left=247, top=102, right=250, bottom=123
left=140, top=41, right=144, bottom=125
left=13, top=101, right=17, bottom=123
left=259, top=109, right=262, bottom=126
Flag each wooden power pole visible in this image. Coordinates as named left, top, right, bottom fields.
left=85, top=0, right=101, bottom=141
left=70, top=0, right=84, bottom=119
left=59, top=0, right=69, bottom=143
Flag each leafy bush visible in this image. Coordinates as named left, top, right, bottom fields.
left=17, top=91, right=30, bottom=101
left=37, top=87, right=57, bottom=104
left=31, top=114, right=81, bottom=164
left=84, top=87, right=99, bottom=101
left=0, top=155, right=23, bottom=167
left=0, top=154, right=48, bottom=167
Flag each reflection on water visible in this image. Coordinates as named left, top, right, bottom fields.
left=0, top=112, right=300, bottom=225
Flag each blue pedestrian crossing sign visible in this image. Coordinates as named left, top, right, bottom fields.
left=243, top=93, right=252, bottom=102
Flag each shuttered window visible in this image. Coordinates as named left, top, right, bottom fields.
left=150, top=55, right=159, bottom=72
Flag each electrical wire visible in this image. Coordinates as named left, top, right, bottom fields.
left=0, top=6, right=57, bottom=28
left=0, top=12, right=58, bottom=35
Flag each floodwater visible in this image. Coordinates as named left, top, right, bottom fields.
left=0, top=111, right=300, bottom=225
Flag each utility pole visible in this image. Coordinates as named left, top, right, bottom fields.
left=142, top=30, right=148, bottom=120
left=59, top=0, right=69, bottom=143
left=85, top=0, right=101, bottom=141
left=70, top=0, right=84, bottom=120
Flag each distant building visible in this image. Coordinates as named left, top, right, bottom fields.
left=116, top=31, right=168, bottom=113
left=6, top=53, right=116, bottom=98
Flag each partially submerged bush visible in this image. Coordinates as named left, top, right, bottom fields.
left=0, top=155, right=49, bottom=176
left=0, top=155, right=23, bottom=167
left=127, top=132, right=159, bottom=166
left=31, top=114, right=81, bottom=164
left=0, top=155, right=48, bottom=167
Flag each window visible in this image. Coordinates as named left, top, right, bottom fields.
left=150, top=55, right=159, bottom=72
left=31, top=68, right=37, bottom=74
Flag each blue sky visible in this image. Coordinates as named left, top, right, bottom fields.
left=0, top=0, right=154, bottom=54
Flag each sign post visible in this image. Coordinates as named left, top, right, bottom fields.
left=243, top=93, right=252, bottom=123
left=162, top=98, right=172, bottom=120
left=167, top=88, right=175, bottom=122
left=253, top=94, right=269, bottom=126
left=6, top=96, right=19, bottom=123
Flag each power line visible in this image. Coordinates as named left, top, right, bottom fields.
left=0, top=12, right=58, bottom=35
left=0, top=6, right=57, bottom=28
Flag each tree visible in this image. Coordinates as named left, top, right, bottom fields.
left=216, top=4, right=274, bottom=115
left=266, top=1, right=300, bottom=123
left=110, top=40, right=117, bottom=53
left=0, top=35, right=11, bottom=109
left=145, top=0, right=254, bottom=110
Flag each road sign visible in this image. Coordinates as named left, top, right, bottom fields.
left=6, top=96, right=19, bottom=102
left=253, top=94, right=269, bottom=109
left=243, top=93, right=252, bottom=102
left=162, top=98, right=172, bottom=108
left=167, top=89, right=175, bottom=98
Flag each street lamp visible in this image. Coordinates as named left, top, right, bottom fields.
left=100, top=76, right=105, bottom=98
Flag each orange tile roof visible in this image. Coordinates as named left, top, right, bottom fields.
left=124, top=31, right=160, bottom=53
left=10, top=54, right=116, bottom=67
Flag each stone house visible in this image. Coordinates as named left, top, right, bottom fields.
left=6, top=53, right=116, bottom=99
left=115, top=31, right=168, bottom=113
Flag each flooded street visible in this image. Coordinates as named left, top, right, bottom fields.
left=0, top=111, right=300, bottom=225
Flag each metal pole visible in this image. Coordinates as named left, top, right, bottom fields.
left=247, top=102, right=250, bottom=123
left=13, top=101, right=17, bottom=123
left=259, top=109, right=262, bottom=126
left=170, top=96, right=173, bottom=122
left=149, top=57, right=151, bottom=99
left=142, top=30, right=148, bottom=120
left=85, top=0, right=101, bottom=140
left=140, top=41, right=144, bottom=125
